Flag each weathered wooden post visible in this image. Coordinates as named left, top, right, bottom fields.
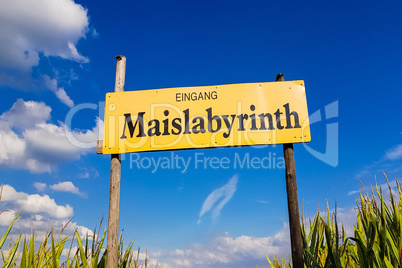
left=276, top=73, right=304, bottom=268
left=106, top=55, right=126, bottom=268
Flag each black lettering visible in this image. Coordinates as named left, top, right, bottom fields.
left=192, top=117, right=206, bottom=134
left=211, top=91, right=217, bottom=100
left=183, top=109, right=191, bottom=134
left=172, top=118, right=182, bottom=135
left=206, top=107, right=221, bottom=133
left=191, top=92, right=197, bottom=101
left=237, top=114, right=248, bottom=131
left=162, top=110, right=170, bottom=135
left=222, top=115, right=236, bottom=138
left=148, top=119, right=161, bottom=136
left=250, top=105, right=257, bottom=130
left=258, top=113, right=275, bottom=130
left=162, top=119, right=169, bottom=135
left=284, top=103, right=301, bottom=129
left=274, top=109, right=284, bottom=130
left=120, top=112, right=146, bottom=139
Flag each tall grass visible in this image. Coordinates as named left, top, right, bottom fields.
left=3, top=174, right=401, bottom=268
left=266, top=174, right=402, bottom=267
left=0, top=185, right=158, bottom=268
left=0, top=215, right=157, bottom=268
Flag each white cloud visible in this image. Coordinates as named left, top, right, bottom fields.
left=1, top=184, right=72, bottom=219
left=61, top=220, right=94, bottom=239
left=0, top=184, right=92, bottom=241
left=33, top=182, right=47, bottom=192
left=131, top=252, right=161, bottom=268
left=337, top=208, right=358, bottom=236
left=0, top=99, right=101, bottom=173
left=50, top=181, right=83, bottom=196
left=155, top=225, right=290, bottom=268
left=0, top=0, right=90, bottom=106
left=0, top=209, right=93, bottom=242
left=386, top=144, right=402, bottom=160
left=0, top=130, right=26, bottom=164
left=0, top=0, right=89, bottom=70
left=78, top=167, right=99, bottom=179
left=198, top=174, right=238, bottom=224
left=0, top=210, right=18, bottom=227
left=0, top=99, right=51, bottom=130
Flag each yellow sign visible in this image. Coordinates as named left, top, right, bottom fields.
left=102, top=81, right=311, bottom=154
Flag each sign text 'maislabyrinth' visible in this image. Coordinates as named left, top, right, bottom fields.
left=102, top=81, right=311, bottom=154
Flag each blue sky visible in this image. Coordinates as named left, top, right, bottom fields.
left=0, top=0, right=402, bottom=267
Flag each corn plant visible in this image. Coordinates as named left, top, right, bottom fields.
left=267, top=175, right=402, bottom=268
left=0, top=184, right=158, bottom=268
left=348, top=174, right=402, bottom=267
left=265, top=255, right=291, bottom=268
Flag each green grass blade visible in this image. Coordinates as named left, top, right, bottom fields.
left=119, top=242, right=133, bottom=268
left=51, top=230, right=58, bottom=268
left=28, top=230, right=35, bottom=267
left=76, top=230, right=89, bottom=268
left=20, top=237, right=27, bottom=268
left=0, top=212, right=20, bottom=249
left=3, top=231, right=22, bottom=268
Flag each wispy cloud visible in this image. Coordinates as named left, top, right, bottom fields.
left=78, top=167, right=99, bottom=179
left=386, top=144, right=402, bottom=160
left=347, top=190, right=360, bottom=196
left=55, top=87, right=74, bottom=108
left=33, top=182, right=47, bottom=192
left=355, top=143, right=402, bottom=180
left=198, top=174, right=238, bottom=224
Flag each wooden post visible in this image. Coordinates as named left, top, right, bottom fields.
left=106, top=55, right=126, bottom=268
left=275, top=73, right=304, bottom=268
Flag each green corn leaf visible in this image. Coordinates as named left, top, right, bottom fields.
left=303, top=248, right=321, bottom=268
left=385, top=257, right=394, bottom=268
left=28, top=230, right=35, bottom=267
left=350, top=237, right=368, bottom=267
left=20, top=237, right=27, bottom=268
left=92, top=227, right=96, bottom=261
left=118, top=242, right=133, bottom=268
left=0, top=211, right=20, bottom=249
left=76, top=230, right=89, bottom=268
left=51, top=230, right=58, bottom=268
left=3, top=231, right=22, bottom=268
left=92, top=227, right=107, bottom=267
left=385, top=228, right=400, bottom=264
